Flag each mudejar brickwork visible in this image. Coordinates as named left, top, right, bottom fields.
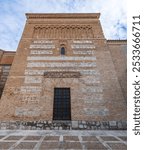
left=0, top=13, right=127, bottom=130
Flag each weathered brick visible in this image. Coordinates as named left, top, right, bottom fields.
left=0, top=13, right=126, bottom=124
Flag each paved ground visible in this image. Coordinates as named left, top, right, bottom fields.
left=0, top=130, right=127, bottom=150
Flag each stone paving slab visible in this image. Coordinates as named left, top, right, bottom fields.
left=64, top=136, right=79, bottom=141
left=82, top=136, right=99, bottom=141
left=39, top=142, right=62, bottom=149
left=4, top=136, right=23, bottom=141
left=14, top=142, right=37, bottom=149
left=106, top=143, right=127, bottom=150
left=0, top=130, right=127, bottom=150
left=43, top=136, right=60, bottom=141
left=100, top=136, right=119, bottom=141
left=118, top=136, right=127, bottom=141
left=0, top=142, right=15, bottom=149
left=24, top=136, right=42, bottom=141
left=63, top=142, right=82, bottom=149
left=83, top=142, right=108, bottom=150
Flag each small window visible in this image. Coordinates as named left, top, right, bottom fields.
left=61, top=47, right=65, bottom=55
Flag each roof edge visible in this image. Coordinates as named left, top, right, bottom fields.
left=26, top=13, right=100, bottom=19
left=107, top=40, right=127, bottom=44
left=0, top=49, right=16, bottom=53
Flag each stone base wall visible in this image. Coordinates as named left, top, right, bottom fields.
left=0, top=120, right=127, bottom=130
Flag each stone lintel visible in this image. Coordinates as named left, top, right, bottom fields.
left=44, top=71, right=81, bottom=78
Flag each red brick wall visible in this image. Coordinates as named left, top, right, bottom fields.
left=0, top=50, right=16, bottom=97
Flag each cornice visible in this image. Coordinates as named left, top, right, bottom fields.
left=26, top=13, right=100, bottom=20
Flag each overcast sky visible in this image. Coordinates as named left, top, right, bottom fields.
left=0, top=0, right=127, bottom=51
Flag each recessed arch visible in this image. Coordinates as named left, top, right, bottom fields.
left=60, top=44, right=66, bottom=55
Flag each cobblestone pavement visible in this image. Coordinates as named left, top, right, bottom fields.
left=0, top=130, right=127, bottom=150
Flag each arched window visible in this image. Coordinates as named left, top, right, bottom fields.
left=60, top=46, right=65, bottom=55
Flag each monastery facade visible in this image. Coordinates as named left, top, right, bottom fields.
left=0, top=13, right=127, bottom=130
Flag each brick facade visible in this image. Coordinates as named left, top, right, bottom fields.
left=0, top=13, right=127, bottom=126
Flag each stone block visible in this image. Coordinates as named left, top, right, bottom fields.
left=59, top=127, right=63, bottom=130
left=122, top=121, right=127, bottom=129
left=101, top=121, right=110, bottom=130
left=109, top=121, right=118, bottom=129
left=79, top=125, right=84, bottom=129
left=72, top=121, right=78, bottom=128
